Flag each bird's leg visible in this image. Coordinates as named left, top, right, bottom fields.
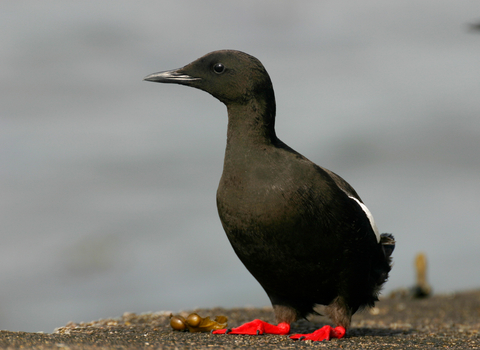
left=290, top=296, right=350, bottom=341
left=213, top=304, right=293, bottom=335
left=212, top=320, right=290, bottom=335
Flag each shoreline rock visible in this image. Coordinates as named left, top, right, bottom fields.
left=1, top=290, right=479, bottom=349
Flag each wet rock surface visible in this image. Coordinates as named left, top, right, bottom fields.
left=1, top=290, right=479, bottom=349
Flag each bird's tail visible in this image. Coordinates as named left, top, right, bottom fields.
left=380, top=233, right=395, bottom=259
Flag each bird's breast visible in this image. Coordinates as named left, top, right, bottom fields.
left=216, top=163, right=320, bottom=238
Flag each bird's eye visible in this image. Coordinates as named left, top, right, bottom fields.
left=213, top=63, right=225, bottom=74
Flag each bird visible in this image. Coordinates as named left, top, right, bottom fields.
left=144, top=50, right=395, bottom=341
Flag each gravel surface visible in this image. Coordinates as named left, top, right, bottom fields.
left=1, top=290, right=479, bottom=349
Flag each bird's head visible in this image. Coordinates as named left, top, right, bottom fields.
left=144, top=50, right=274, bottom=106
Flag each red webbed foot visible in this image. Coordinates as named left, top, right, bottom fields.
left=212, top=320, right=290, bottom=335
left=290, top=325, right=346, bottom=341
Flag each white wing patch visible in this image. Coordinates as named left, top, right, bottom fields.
left=348, top=196, right=380, bottom=243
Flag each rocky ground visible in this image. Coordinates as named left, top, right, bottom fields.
left=1, top=290, right=479, bottom=349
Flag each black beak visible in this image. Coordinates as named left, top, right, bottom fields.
left=143, top=69, right=200, bottom=84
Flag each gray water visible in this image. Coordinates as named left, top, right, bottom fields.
left=1, top=1, right=480, bottom=332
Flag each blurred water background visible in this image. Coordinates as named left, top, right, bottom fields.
left=1, top=1, right=479, bottom=332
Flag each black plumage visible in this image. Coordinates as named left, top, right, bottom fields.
left=144, top=50, right=394, bottom=334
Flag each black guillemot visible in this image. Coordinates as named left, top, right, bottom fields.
left=144, top=50, right=395, bottom=341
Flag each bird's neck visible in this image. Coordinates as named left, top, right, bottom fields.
left=225, top=98, right=277, bottom=149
